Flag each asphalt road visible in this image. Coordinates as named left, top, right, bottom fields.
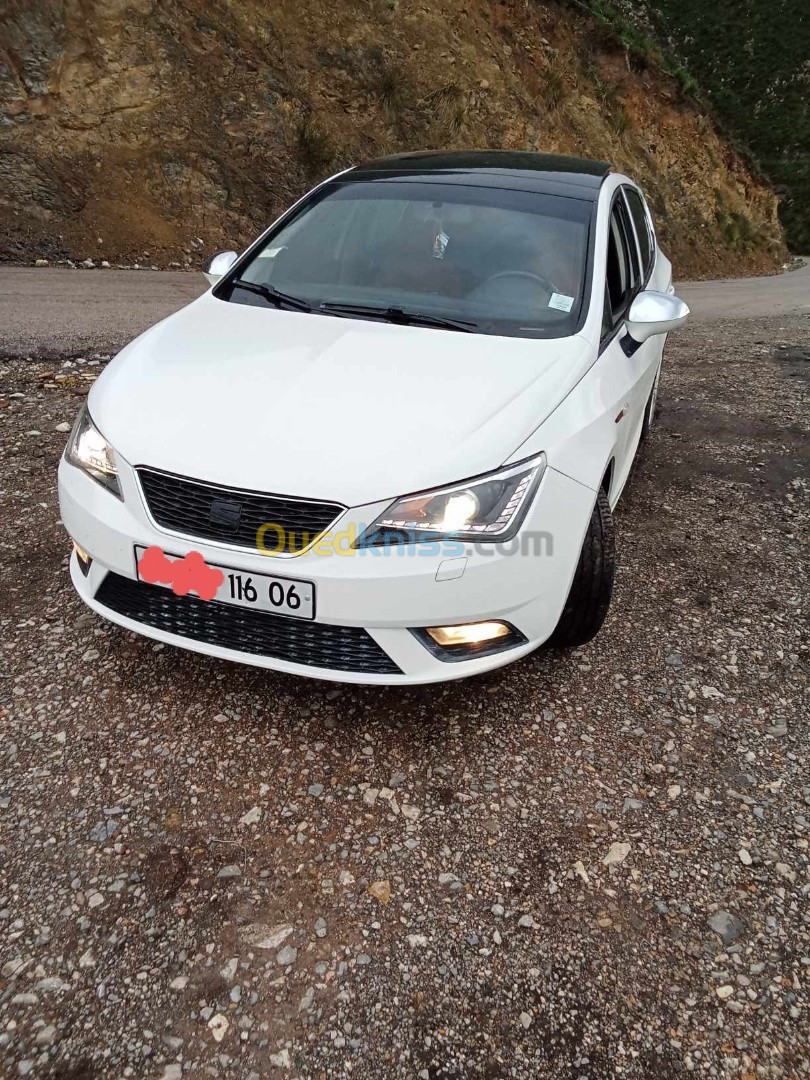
left=0, top=264, right=808, bottom=1079
left=0, top=267, right=205, bottom=358
left=0, top=260, right=807, bottom=358
left=680, top=259, right=810, bottom=320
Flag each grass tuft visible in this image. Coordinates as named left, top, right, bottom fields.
left=422, top=83, right=467, bottom=134
left=375, top=63, right=403, bottom=123
left=541, top=69, right=569, bottom=112
left=296, top=117, right=334, bottom=179
left=610, top=103, right=633, bottom=138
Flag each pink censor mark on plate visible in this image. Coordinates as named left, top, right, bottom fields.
left=137, top=546, right=224, bottom=601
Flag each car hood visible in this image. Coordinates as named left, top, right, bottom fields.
left=90, top=292, right=592, bottom=507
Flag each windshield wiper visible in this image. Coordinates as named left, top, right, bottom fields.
left=318, top=302, right=477, bottom=333
left=231, top=278, right=314, bottom=313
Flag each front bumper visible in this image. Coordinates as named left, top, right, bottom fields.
left=58, top=456, right=596, bottom=684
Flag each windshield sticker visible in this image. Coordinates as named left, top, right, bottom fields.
left=432, top=230, right=449, bottom=259
left=548, top=292, right=575, bottom=312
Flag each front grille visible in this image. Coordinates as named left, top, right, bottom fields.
left=137, top=468, right=344, bottom=553
left=95, top=573, right=401, bottom=675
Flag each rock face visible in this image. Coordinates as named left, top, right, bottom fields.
left=0, top=0, right=785, bottom=276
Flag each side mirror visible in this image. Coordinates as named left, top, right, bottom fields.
left=626, top=290, right=690, bottom=344
left=203, top=250, right=238, bottom=286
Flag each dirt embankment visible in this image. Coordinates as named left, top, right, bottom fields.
left=0, top=0, right=786, bottom=278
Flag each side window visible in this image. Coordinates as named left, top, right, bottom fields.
left=620, top=200, right=641, bottom=289
left=604, top=201, right=637, bottom=332
left=624, top=188, right=654, bottom=280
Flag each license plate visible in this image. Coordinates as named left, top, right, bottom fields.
left=134, top=545, right=315, bottom=619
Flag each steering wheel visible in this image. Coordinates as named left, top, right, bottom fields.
left=466, top=270, right=560, bottom=311
left=482, top=270, right=558, bottom=294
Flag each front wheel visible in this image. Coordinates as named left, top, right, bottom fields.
left=547, top=489, right=615, bottom=648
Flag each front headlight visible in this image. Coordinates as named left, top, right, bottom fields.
left=64, top=403, right=122, bottom=499
left=356, top=453, right=546, bottom=546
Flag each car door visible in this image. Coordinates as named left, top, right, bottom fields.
left=599, top=191, right=660, bottom=498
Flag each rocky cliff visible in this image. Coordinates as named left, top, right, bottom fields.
left=0, top=0, right=786, bottom=277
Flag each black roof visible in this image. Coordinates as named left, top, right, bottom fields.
left=346, top=150, right=612, bottom=199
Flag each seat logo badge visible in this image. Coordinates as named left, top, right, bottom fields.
left=210, top=498, right=242, bottom=530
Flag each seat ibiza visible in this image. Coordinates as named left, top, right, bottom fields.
left=58, top=151, right=689, bottom=684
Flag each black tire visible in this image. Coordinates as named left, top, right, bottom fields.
left=547, top=489, right=615, bottom=647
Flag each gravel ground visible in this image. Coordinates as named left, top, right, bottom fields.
left=0, top=315, right=808, bottom=1079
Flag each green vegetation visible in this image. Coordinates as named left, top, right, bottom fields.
left=716, top=206, right=759, bottom=253
left=572, top=0, right=810, bottom=250
left=647, top=0, right=809, bottom=251
left=569, top=0, right=699, bottom=97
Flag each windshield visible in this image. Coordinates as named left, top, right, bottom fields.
left=219, top=180, right=593, bottom=338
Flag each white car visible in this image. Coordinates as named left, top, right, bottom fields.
left=59, top=151, right=689, bottom=685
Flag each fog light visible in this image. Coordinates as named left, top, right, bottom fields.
left=73, top=541, right=92, bottom=576
left=426, top=621, right=511, bottom=647
left=413, top=621, right=526, bottom=662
